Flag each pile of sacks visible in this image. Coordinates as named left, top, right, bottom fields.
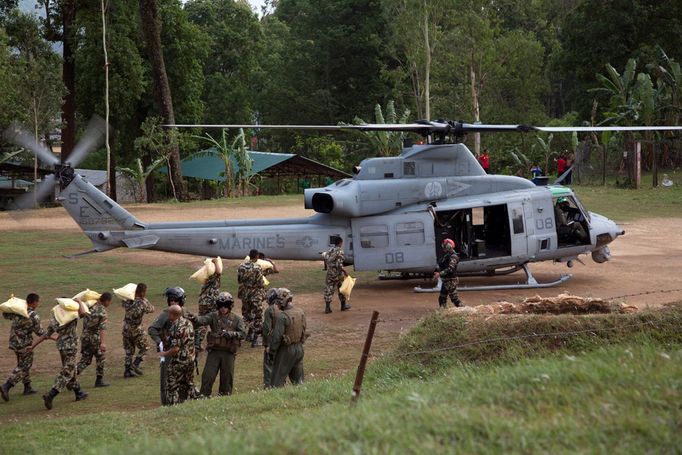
left=449, top=293, right=638, bottom=315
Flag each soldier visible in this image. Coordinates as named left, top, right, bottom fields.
left=190, top=292, right=245, bottom=397
left=122, top=283, right=154, bottom=377
left=148, top=286, right=186, bottom=406
left=1, top=293, right=45, bottom=401
left=196, top=259, right=222, bottom=354
left=158, top=304, right=195, bottom=405
left=435, top=238, right=462, bottom=308
left=31, top=298, right=89, bottom=410
left=76, top=292, right=112, bottom=387
left=237, top=249, right=266, bottom=347
left=262, top=288, right=279, bottom=388
left=323, top=236, right=351, bottom=314
left=269, top=288, right=307, bottom=388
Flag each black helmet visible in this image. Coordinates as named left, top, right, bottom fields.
left=216, top=292, right=234, bottom=309
left=164, top=287, right=186, bottom=306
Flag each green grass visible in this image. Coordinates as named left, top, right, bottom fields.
left=2, top=305, right=680, bottom=454
left=573, top=171, right=682, bottom=221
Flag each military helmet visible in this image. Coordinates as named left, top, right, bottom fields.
left=442, top=238, right=456, bottom=249
left=216, top=291, right=234, bottom=309
left=266, top=288, right=278, bottom=306
left=164, top=286, right=186, bottom=306
left=269, top=287, right=293, bottom=307
left=556, top=196, right=568, bottom=205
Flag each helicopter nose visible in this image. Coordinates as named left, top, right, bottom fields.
left=590, top=213, right=623, bottom=245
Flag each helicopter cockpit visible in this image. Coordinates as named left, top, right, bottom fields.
left=553, top=195, right=590, bottom=247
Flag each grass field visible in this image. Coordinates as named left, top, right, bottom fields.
left=2, top=305, right=680, bottom=454
left=0, top=183, right=681, bottom=452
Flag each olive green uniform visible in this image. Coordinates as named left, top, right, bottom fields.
left=193, top=311, right=245, bottom=396
left=270, top=305, right=307, bottom=387
left=261, top=304, right=279, bottom=388
left=148, top=308, right=183, bottom=406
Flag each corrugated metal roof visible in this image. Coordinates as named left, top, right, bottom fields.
left=163, top=149, right=348, bottom=181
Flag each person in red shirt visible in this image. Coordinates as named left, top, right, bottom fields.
left=556, top=154, right=567, bottom=177
left=478, top=149, right=490, bottom=173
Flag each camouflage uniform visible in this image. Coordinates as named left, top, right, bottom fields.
left=324, top=246, right=347, bottom=307
left=166, top=317, right=195, bottom=405
left=196, top=273, right=221, bottom=352
left=76, top=303, right=108, bottom=377
left=438, top=247, right=462, bottom=308
left=270, top=304, right=307, bottom=387
left=122, top=297, right=154, bottom=370
left=261, top=303, right=279, bottom=388
left=45, top=317, right=80, bottom=392
left=149, top=307, right=191, bottom=406
left=237, top=260, right=265, bottom=340
left=3, top=310, right=45, bottom=387
left=193, top=311, right=245, bottom=396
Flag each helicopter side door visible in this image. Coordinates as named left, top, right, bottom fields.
left=507, top=201, right=528, bottom=258
left=351, top=212, right=435, bottom=271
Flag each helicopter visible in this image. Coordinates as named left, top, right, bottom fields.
left=4, top=118, right=681, bottom=291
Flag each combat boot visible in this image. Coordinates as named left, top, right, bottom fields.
left=0, top=382, right=12, bottom=401
left=324, top=302, right=332, bottom=314
left=251, top=335, right=262, bottom=348
left=340, top=301, right=351, bottom=311
left=95, top=376, right=110, bottom=388
left=23, top=383, right=38, bottom=395
left=124, top=367, right=138, bottom=378
left=43, top=388, right=59, bottom=410
left=74, top=386, right=88, bottom=401
left=453, top=299, right=463, bottom=308
left=131, top=358, right=144, bottom=376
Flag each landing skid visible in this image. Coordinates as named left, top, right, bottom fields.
left=413, top=264, right=572, bottom=292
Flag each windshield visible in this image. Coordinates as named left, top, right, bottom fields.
left=570, top=195, right=591, bottom=223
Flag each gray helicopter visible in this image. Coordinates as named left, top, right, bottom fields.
left=4, top=119, right=681, bottom=291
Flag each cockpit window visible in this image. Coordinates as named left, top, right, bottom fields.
left=570, top=195, right=591, bottom=223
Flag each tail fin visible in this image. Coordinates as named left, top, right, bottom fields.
left=58, top=174, right=145, bottom=232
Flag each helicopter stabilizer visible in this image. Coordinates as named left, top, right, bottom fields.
left=414, top=264, right=572, bottom=292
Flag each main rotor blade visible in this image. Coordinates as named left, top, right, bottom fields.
left=166, top=122, right=682, bottom=135
left=535, top=125, right=682, bottom=132
left=66, top=115, right=107, bottom=168
left=167, top=123, right=434, bottom=132
left=8, top=174, right=57, bottom=211
left=3, top=124, right=59, bottom=166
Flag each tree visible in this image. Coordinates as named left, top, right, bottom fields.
left=592, top=58, right=657, bottom=185
left=193, top=129, right=254, bottom=198
left=117, top=156, right=166, bottom=202
left=350, top=101, right=410, bottom=156
left=134, top=115, right=180, bottom=200
left=384, top=0, right=450, bottom=120
left=138, top=0, right=186, bottom=200
left=185, top=0, right=260, bottom=125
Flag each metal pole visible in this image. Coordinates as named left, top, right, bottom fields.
left=351, top=310, right=379, bottom=405
left=652, top=141, right=658, bottom=188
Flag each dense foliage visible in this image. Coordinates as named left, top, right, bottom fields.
left=0, top=0, right=681, bottom=198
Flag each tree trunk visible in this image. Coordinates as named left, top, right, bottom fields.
left=60, top=0, right=77, bottom=162
left=142, top=154, right=156, bottom=202
left=471, top=61, right=481, bottom=156
left=422, top=1, right=430, bottom=121
left=138, top=0, right=186, bottom=200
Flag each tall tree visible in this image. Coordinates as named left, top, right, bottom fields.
left=138, top=0, right=186, bottom=200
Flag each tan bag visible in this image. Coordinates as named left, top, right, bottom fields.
left=339, top=276, right=357, bottom=299
left=113, top=283, right=137, bottom=301
left=0, top=295, right=29, bottom=318
left=190, top=258, right=216, bottom=284
left=57, top=297, right=80, bottom=311
left=52, top=302, right=89, bottom=326
left=72, top=289, right=101, bottom=308
left=243, top=256, right=274, bottom=272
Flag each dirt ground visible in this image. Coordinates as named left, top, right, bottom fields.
left=0, top=202, right=681, bottom=397
left=1, top=202, right=681, bottom=334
